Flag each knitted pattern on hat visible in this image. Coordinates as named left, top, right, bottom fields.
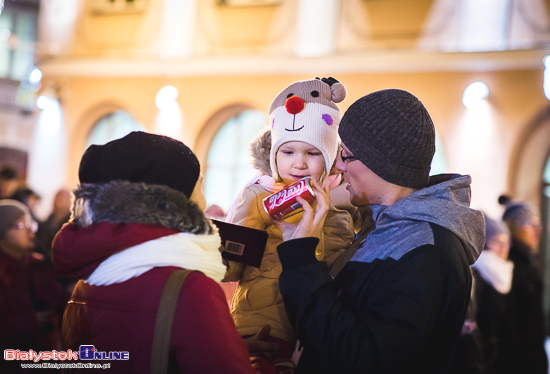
left=269, top=77, right=347, bottom=181
left=339, top=89, right=435, bottom=188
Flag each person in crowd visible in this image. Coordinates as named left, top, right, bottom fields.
left=12, top=187, right=41, bottom=218
left=274, top=88, right=485, bottom=373
left=52, top=132, right=276, bottom=374
left=33, top=188, right=76, bottom=293
left=0, top=200, right=69, bottom=374
left=0, top=165, right=19, bottom=199
left=499, top=195, right=548, bottom=374
left=223, top=77, right=358, bottom=369
left=35, top=188, right=71, bottom=258
left=471, top=215, right=515, bottom=373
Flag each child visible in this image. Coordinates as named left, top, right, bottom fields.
left=224, top=77, right=356, bottom=360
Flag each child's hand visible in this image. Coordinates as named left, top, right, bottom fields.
left=244, top=324, right=280, bottom=360
left=269, top=213, right=298, bottom=241
left=290, top=179, right=331, bottom=240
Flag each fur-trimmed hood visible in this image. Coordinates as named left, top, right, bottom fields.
left=53, top=181, right=217, bottom=280
left=71, top=180, right=214, bottom=235
left=250, top=130, right=272, bottom=176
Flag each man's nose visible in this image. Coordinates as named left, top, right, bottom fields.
left=335, top=155, right=346, bottom=172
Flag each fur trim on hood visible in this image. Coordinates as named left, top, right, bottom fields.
left=250, top=129, right=272, bottom=176
left=71, top=180, right=214, bottom=235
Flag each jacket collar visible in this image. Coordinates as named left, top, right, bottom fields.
left=71, top=180, right=213, bottom=235
left=52, top=222, right=179, bottom=279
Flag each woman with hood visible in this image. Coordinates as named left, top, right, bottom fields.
left=53, top=132, right=276, bottom=374
left=471, top=215, right=514, bottom=373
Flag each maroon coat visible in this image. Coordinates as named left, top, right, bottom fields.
left=54, top=222, right=262, bottom=374
left=0, top=250, right=69, bottom=373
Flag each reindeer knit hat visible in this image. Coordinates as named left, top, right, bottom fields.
left=268, top=77, right=347, bottom=181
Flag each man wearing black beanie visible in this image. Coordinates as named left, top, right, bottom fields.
left=276, top=89, right=486, bottom=373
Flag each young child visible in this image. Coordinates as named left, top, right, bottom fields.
left=224, top=77, right=357, bottom=360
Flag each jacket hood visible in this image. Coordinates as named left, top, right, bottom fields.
left=371, top=174, right=485, bottom=265
left=72, top=180, right=213, bottom=234
left=250, top=129, right=272, bottom=176
left=52, top=180, right=216, bottom=279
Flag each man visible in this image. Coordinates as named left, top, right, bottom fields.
left=276, top=89, right=485, bottom=373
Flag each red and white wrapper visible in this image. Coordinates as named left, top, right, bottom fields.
left=263, top=177, right=316, bottom=219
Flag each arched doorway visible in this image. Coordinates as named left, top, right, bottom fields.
left=203, top=109, right=267, bottom=215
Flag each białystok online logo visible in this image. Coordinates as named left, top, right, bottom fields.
left=4, top=345, right=129, bottom=362
left=79, top=345, right=129, bottom=360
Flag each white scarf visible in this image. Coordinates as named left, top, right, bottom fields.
left=472, top=250, right=514, bottom=294
left=87, top=232, right=227, bottom=286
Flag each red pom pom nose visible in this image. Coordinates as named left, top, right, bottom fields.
left=285, top=96, right=305, bottom=115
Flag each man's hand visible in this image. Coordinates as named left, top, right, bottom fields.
left=290, top=179, right=331, bottom=240
left=244, top=324, right=280, bottom=361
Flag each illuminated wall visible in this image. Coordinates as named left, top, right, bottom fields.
left=3, top=0, right=550, bottom=218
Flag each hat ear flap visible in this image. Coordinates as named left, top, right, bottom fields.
left=331, top=83, right=347, bottom=103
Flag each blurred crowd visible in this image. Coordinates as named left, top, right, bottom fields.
left=452, top=195, right=547, bottom=374
left=0, top=166, right=73, bottom=373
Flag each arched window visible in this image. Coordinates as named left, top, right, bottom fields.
left=87, top=110, right=145, bottom=147
left=204, top=109, right=267, bottom=213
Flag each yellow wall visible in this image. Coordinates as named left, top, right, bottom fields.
left=54, top=68, right=548, bottom=217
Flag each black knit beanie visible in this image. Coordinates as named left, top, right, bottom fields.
left=79, top=132, right=200, bottom=198
left=338, top=89, right=435, bottom=188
